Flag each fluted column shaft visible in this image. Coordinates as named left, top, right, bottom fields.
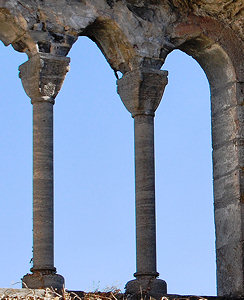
left=19, top=53, right=70, bottom=289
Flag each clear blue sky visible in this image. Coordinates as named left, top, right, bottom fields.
left=0, top=37, right=215, bottom=296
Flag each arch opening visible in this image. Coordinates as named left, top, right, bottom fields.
left=157, top=49, right=215, bottom=295
left=164, top=29, right=244, bottom=296
left=54, top=36, right=135, bottom=291
left=0, top=42, right=32, bottom=288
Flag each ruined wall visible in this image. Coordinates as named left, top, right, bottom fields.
left=0, top=0, right=243, bottom=297
left=0, top=1, right=243, bottom=69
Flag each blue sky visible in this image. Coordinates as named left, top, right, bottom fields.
left=0, top=37, right=215, bottom=295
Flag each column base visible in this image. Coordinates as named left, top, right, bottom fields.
left=22, top=272, right=64, bottom=290
left=125, top=277, right=167, bottom=300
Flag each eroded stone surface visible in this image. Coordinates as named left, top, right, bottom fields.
left=0, top=1, right=243, bottom=71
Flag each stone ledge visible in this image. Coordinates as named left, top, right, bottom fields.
left=1, top=289, right=244, bottom=300
left=125, top=294, right=244, bottom=300
left=0, top=288, right=56, bottom=299
left=155, top=296, right=244, bottom=300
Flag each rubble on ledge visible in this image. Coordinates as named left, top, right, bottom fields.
left=1, top=289, right=244, bottom=300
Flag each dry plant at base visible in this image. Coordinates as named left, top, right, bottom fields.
left=0, top=286, right=122, bottom=300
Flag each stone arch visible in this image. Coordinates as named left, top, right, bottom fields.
left=81, top=17, right=136, bottom=74
left=169, top=15, right=244, bottom=297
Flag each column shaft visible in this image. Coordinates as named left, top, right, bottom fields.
left=32, top=101, right=55, bottom=272
left=134, top=114, right=157, bottom=277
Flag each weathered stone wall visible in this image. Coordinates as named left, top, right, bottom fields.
left=0, top=1, right=243, bottom=69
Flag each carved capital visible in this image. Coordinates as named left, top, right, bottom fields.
left=117, top=68, right=168, bottom=117
left=19, top=53, right=70, bottom=104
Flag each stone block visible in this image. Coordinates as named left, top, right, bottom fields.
left=213, top=169, right=241, bottom=209
left=215, top=203, right=242, bottom=249
left=210, top=108, right=244, bottom=145
left=125, top=277, right=167, bottom=300
left=240, top=169, right=244, bottom=203
left=212, top=142, right=239, bottom=180
left=236, top=82, right=244, bottom=105
left=216, top=241, right=244, bottom=296
left=211, top=82, right=237, bottom=115
left=22, top=273, right=64, bottom=290
left=211, top=106, right=238, bottom=148
left=237, top=105, right=244, bottom=140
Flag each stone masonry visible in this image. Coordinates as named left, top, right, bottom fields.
left=0, top=0, right=243, bottom=298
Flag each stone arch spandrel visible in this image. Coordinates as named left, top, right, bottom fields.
left=0, top=1, right=176, bottom=70
left=0, top=6, right=33, bottom=54
left=0, top=8, right=25, bottom=46
left=171, top=16, right=244, bottom=297
left=0, top=1, right=82, bottom=57
left=0, top=2, right=140, bottom=70
left=0, top=1, right=44, bottom=55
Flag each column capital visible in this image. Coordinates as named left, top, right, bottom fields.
left=117, top=68, right=168, bottom=117
left=19, top=53, right=70, bottom=104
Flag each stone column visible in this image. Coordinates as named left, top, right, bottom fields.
left=19, top=53, right=70, bottom=289
left=117, top=67, right=168, bottom=298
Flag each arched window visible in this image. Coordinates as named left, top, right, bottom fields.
left=157, top=50, right=215, bottom=295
